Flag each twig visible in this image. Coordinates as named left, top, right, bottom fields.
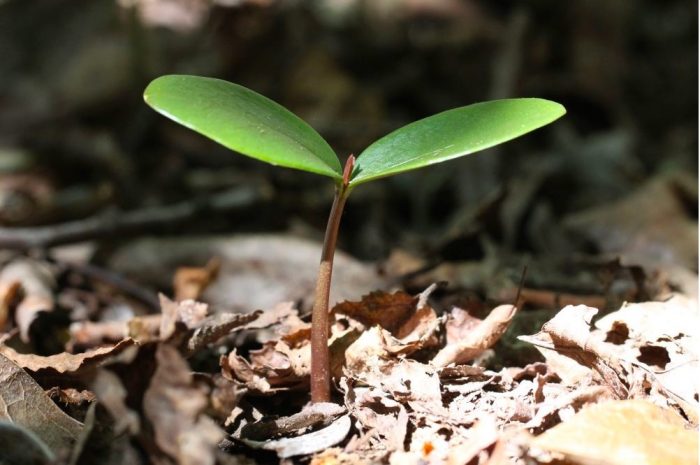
left=57, top=261, right=160, bottom=311
left=0, top=185, right=267, bottom=250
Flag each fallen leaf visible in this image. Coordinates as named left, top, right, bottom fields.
left=530, top=399, right=698, bottom=465
left=159, top=294, right=209, bottom=340
left=594, top=296, right=699, bottom=420
left=342, top=380, right=408, bottom=452
left=186, top=310, right=263, bottom=356
left=144, top=344, right=223, bottom=465
left=432, top=304, right=517, bottom=367
left=240, top=402, right=345, bottom=441
left=333, top=290, right=417, bottom=333
left=519, top=305, right=630, bottom=399
left=445, top=416, right=499, bottom=465
left=0, top=353, right=83, bottom=456
left=240, top=414, right=352, bottom=458
left=0, top=337, right=137, bottom=374
left=173, top=257, right=221, bottom=301
left=88, top=368, right=140, bottom=435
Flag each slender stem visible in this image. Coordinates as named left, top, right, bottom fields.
left=310, top=156, right=354, bottom=403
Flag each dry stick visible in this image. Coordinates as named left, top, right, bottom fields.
left=310, top=155, right=354, bottom=403
left=0, top=185, right=264, bottom=250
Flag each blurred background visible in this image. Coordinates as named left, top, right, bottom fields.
left=0, top=0, right=697, bottom=314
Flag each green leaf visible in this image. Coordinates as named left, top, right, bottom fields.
left=350, top=98, right=565, bottom=186
left=144, top=75, right=342, bottom=180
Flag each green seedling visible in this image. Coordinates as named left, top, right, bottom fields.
left=144, top=75, right=565, bottom=403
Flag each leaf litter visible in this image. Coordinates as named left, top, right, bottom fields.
left=0, top=245, right=697, bottom=465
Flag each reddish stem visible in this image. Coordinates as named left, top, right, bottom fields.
left=310, top=156, right=354, bottom=403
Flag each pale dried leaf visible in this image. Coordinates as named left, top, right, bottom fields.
left=530, top=399, right=698, bottom=465
left=432, top=304, right=517, bottom=367
left=144, top=344, right=223, bottom=465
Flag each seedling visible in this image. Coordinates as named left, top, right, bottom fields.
left=144, top=75, right=565, bottom=402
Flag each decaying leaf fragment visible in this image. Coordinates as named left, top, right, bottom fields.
left=432, top=304, right=517, bottom=367
left=594, top=296, right=699, bottom=418
left=519, top=305, right=630, bottom=399
left=530, top=399, right=698, bottom=465
left=144, top=344, right=223, bottom=465
left=0, top=353, right=83, bottom=456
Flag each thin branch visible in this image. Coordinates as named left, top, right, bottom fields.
left=0, top=185, right=267, bottom=250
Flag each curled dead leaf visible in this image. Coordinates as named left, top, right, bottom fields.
left=432, top=304, right=517, bottom=367
left=0, top=337, right=137, bottom=374
left=0, top=258, right=55, bottom=342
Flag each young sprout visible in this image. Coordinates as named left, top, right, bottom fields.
left=144, top=75, right=566, bottom=402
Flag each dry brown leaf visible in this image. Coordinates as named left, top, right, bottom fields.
left=69, top=320, right=129, bottom=348
left=159, top=294, right=209, bottom=340
left=525, top=385, right=611, bottom=431
left=0, top=352, right=83, bottom=456
left=530, top=399, right=698, bottom=465
left=333, top=290, right=417, bottom=333
left=0, top=258, right=55, bottom=342
left=186, top=310, right=263, bottom=355
left=130, top=295, right=261, bottom=354
left=343, top=384, right=408, bottom=452
left=240, top=414, right=352, bottom=458
left=0, top=338, right=137, bottom=374
left=432, top=304, right=517, bottom=367
left=88, top=368, right=140, bottom=435
left=240, top=402, right=345, bottom=441
left=222, top=346, right=305, bottom=393
left=144, top=344, right=223, bottom=465
left=173, top=257, right=221, bottom=301
left=519, top=305, right=630, bottom=399
left=391, top=305, right=441, bottom=354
